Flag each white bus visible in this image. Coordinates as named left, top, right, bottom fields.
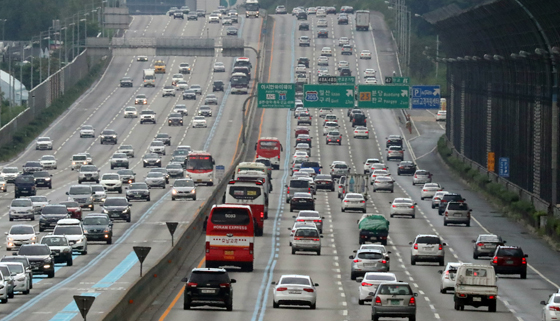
left=246, top=0, right=259, bottom=17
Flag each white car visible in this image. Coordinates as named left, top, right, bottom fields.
left=2, top=262, right=30, bottom=295
left=541, top=293, right=560, bottom=321
left=337, top=60, right=349, bottom=71
left=321, top=47, right=333, bottom=56
left=331, top=162, right=350, bottom=178
left=208, top=14, right=220, bottom=23
left=124, top=106, right=138, bottom=118
left=338, top=37, right=349, bottom=46
left=439, top=262, right=462, bottom=293
left=370, top=169, right=391, bottom=182
left=192, top=116, right=207, bottom=128
left=8, top=199, right=34, bottom=221
left=356, top=272, right=397, bottom=305
left=371, top=163, right=387, bottom=172
left=272, top=275, right=318, bottom=309
left=294, top=143, right=311, bottom=157
left=317, top=56, right=329, bottom=66
left=79, top=125, right=95, bottom=138
left=190, top=84, right=202, bottom=94
left=293, top=210, right=324, bottom=233
left=353, top=126, right=369, bottom=139
left=5, top=224, right=37, bottom=250
left=436, top=110, right=447, bottom=121
left=299, top=168, right=316, bottom=178
left=176, top=80, right=189, bottom=91
left=100, top=173, right=123, bottom=193
left=360, top=50, right=372, bottom=59
left=364, top=69, right=376, bottom=77
left=363, top=158, right=380, bottom=174
left=341, top=193, right=366, bottom=213
left=323, top=121, right=339, bottom=135
left=316, top=9, right=326, bottom=17
left=35, top=137, right=53, bottom=150
left=30, top=195, right=49, bottom=214
left=358, top=243, right=391, bottom=262
left=317, top=19, right=328, bottom=27
left=292, top=151, right=309, bottom=160
left=1, top=167, right=19, bottom=183
left=222, top=18, right=232, bottom=25
left=432, top=191, right=449, bottom=209
left=390, top=198, right=416, bottom=218
left=421, top=183, right=444, bottom=200
left=213, top=62, right=226, bottom=72
left=365, top=77, right=378, bottom=84
left=295, top=64, right=307, bottom=74
left=39, top=155, right=58, bottom=170
left=137, top=55, right=148, bottom=61
left=52, top=220, right=88, bottom=254
left=149, top=141, right=166, bottom=155
left=323, top=114, right=338, bottom=124
left=171, top=73, right=184, bottom=85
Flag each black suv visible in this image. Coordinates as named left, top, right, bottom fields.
left=491, top=246, right=527, bottom=279
left=14, top=175, right=36, bottom=198
left=339, top=68, right=351, bottom=76
left=438, top=193, right=465, bottom=215
left=17, top=244, right=55, bottom=278
left=296, top=11, right=307, bottom=20
left=352, top=113, right=367, bottom=127
left=183, top=268, right=236, bottom=311
left=386, top=135, right=403, bottom=148
left=82, top=214, right=113, bottom=244
left=100, top=129, right=118, bottom=145
left=297, top=57, right=310, bottom=68
left=290, top=192, right=315, bottom=212
left=338, top=16, right=348, bottom=24
left=39, top=205, right=69, bottom=232
left=397, top=161, right=417, bottom=175
left=298, top=22, right=309, bottom=30
left=213, top=80, right=224, bottom=92
left=33, top=171, right=52, bottom=189
left=101, top=197, right=132, bottom=222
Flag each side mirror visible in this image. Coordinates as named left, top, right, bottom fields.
left=314, top=283, right=319, bottom=286
left=387, top=251, right=391, bottom=254
left=389, top=202, right=392, bottom=204
left=438, top=270, right=443, bottom=274
left=181, top=277, right=188, bottom=282
left=524, top=254, right=528, bottom=257
left=271, top=281, right=276, bottom=285
left=471, top=240, right=476, bottom=243
left=4, top=232, right=7, bottom=235
left=349, top=255, right=354, bottom=259
left=442, top=243, right=447, bottom=246
left=541, top=300, right=547, bottom=305
left=292, top=216, right=296, bottom=219
left=409, top=242, right=413, bottom=245
left=320, top=235, right=323, bottom=238
left=230, top=279, right=236, bottom=283
left=414, top=293, right=418, bottom=297
left=503, top=240, right=507, bottom=244
left=414, top=203, right=417, bottom=205
left=285, top=185, right=288, bottom=188
left=125, top=187, right=128, bottom=189
left=66, top=192, right=69, bottom=195
left=129, top=203, right=133, bottom=206
left=287, top=228, right=291, bottom=230
left=353, top=250, right=357, bottom=253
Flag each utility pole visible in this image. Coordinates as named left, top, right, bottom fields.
left=435, top=34, right=440, bottom=78
left=47, top=26, right=52, bottom=79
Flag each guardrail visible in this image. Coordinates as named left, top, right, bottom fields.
left=103, top=11, right=270, bottom=321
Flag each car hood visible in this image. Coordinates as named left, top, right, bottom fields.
left=21, top=254, right=51, bottom=261
left=47, top=245, right=71, bottom=251
left=103, top=206, right=128, bottom=211
left=55, top=234, right=83, bottom=241
left=174, top=186, right=195, bottom=192
left=127, top=189, right=149, bottom=193
left=7, top=234, right=35, bottom=240
left=10, top=206, right=33, bottom=212
left=83, top=224, right=110, bottom=231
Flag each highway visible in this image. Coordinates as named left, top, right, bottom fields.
left=0, top=5, right=261, bottom=321
left=142, top=9, right=560, bottom=321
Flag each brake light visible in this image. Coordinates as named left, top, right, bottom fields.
left=353, top=259, right=361, bottom=263
left=410, top=206, right=415, bottom=209
left=361, top=200, right=366, bottom=203
left=392, top=205, right=396, bottom=207
left=549, top=306, right=560, bottom=311
left=297, top=219, right=304, bottom=222
left=522, top=257, right=527, bottom=265
left=312, top=238, right=320, bottom=241
left=205, top=241, right=210, bottom=253
left=298, top=117, right=301, bottom=119
left=365, top=131, right=369, bottom=133
left=249, top=242, right=254, bottom=254
left=492, top=256, right=498, bottom=264
left=381, top=260, right=387, bottom=264
left=276, top=287, right=288, bottom=291
left=413, top=243, right=418, bottom=250
left=294, top=237, right=301, bottom=240
left=303, top=288, right=314, bottom=293
left=489, top=295, right=496, bottom=300
left=444, top=270, right=450, bottom=279
left=220, top=283, right=231, bottom=288
left=361, top=282, right=373, bottom=287
left=414, top=175, right=417, bottom=178
left=344, top=200, right=349, bottom=202
left=187, top=282, right=198, bottom=287
left=308, top=187, right=311, bottom=192
left=439, top=244, right=443, bottom=251
left=374, top=296, right=382, bottom=305
left=444, top=211, right=448, bottom=217
left=313, top=219, right=322, bottom=223
left=408, top=297, right=416, bottom=306
left=476, top=242, right=484, bottom=247
left=287, top=187, right=290, bottom=194
left=261, top=211, right=264, bottom=218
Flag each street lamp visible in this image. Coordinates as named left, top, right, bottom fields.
left=69, top=22, right=75, bottom=60
left=47, top=26, right=53, bottom=78
left=101, top=0, right=108, bottom=37
left=80, top=18, right=87, bottom=47
left=1, top=19, right=6, bottom=43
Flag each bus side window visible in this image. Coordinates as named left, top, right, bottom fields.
left=280, top=144, right=284, bottom=152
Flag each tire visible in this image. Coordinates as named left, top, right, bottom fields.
left=466, top=222, right=470, bottom=227
left=359, top=299, right=365, bottom=305
left=317, top=249, right=321, bottom=255
left=183, top=299, right=191, bottom=310
left=31, top=216, right=35, bottom=221
left=290, top=207, right=293, bottom=212
left=49, top=184, right=52, bottom=189
left=431, top=204, right=435, bottom=209
left=39, top=226, right=44, bottom=232
left=147, top=197, right=151, bottom=201
left=107, top=238, right=112, bottom=245
left=127, top=215, right=131, bottom=223
left=444, top=221, right=448, bottom=226
left=351, top=272, right=357, bottom=280
left=273, top=301, right=279, bottom=308
left=226, top=301, right=233, bottom=311
left=23, top=289, right=29, bottom=295
left=118, top=188, right=122, bottom=194
left=47, top=271, right=55, bottom=278
left=172, top=197, right=175, bottom=201
left=292, top=248, right=296, bottom=255
left=310, top=302, right=316, bottom=309
left=373, top=316, right=379, bottom=321
left=411, top=257, right=416, bottom=265
left=520, top=271, right=527, bottom=279
left=363, top=209, right=366, bottom=213
left=489, top=300, right=497, bottom=312
left=439, top=258, right=445, bottom=266
left=454, top=299, right=460, bottom=310
left=67, top=257, right=73, bottom=266
left=440, top=288, right=446, bottom=294
left=8, top=291, right=13, bottom=299
left=341, top=208, right=345, bottom=212
left=409, top=316, right=416, bottom=321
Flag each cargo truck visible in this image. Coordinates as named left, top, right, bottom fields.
left=143, top=69, right=155, bottom=87
left=454, top=264, right=498, bottom=312
left=357, top=214, right=389, bottom=245
left=355, top=10, right=370, bottom=31
left=339, top=173, right=369, bottom=200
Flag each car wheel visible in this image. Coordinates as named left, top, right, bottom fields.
left=362, top=209, right=366, bottom=213
left=47, top=271, right=55, bottom=278
left=183, top=299, right=191, bottom=310
left=39, top=226, right=44, bottom=232
left=351, top=272, right=357, bottom=280
left=440, top=287, right=446, bottom=294
left=411, top=256, right=416, bottom=265
left=489, top=300, right=497, bottom=312
left=127, top=215, right=131, bottom=223
left=358, top=299, right=365, bottom=305
left=290, top=207, right=293, bottom=212
left=473, top=253, right=478, bottom=259
left=8, top=291, right=13, bottom=299
left=466, top=222, right=470, bottom=227
left=273, top=301, right=279, bottom=308
left=67, top=257, right=73, bottom=266
left=226, top=300, right=233, bottom=311
left=520, top=271, right=527, bottom=279
left=291, top=248, right=296, bottom=255
left=439, top=258, right=445, bottom=266
left=310, top=302, right=316, bottom=309
left=147, top=197, right=151, bottom=201
left=317, top=249, right=321, bottom=255
left=444, top=221, right=448, bottom=226
left=31, top=215, right=35, bottom=221
left=172, top=197, right=175, bottom=201
left=431, top=204, right=435, bottom=209
left=107, top=238, right=112, bottom=245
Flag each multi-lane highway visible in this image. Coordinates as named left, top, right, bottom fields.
left=141, top=8, right=560, bottom=321
left=1, top=4, right=560, bottom=321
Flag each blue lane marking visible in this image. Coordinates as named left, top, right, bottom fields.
left=251, top=18, right=296, bottom=321
left=49, top=293, right=100, bottom=321
left=92, top=252, right=138, bottom=288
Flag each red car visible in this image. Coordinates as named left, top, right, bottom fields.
left=295, top=126, right=310, bottom=138
left=59, top=201, right=83, bottom=220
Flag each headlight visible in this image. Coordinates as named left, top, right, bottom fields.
left=112, top=135, right=117, bottom=138
left=156, top=159, right=161, bottom=162
left=31, top=236, right=36, bottom=241
left=72, top=162, right=76, bottom=165
left=83, top=230, right=88, bottom=235
left=191, top=189, right=196, bottom=193
left=172, top=189, right=177, bottom=195
left=104, top=229, right=110, bottom=233
left=102, top=209, right=108, bottom=213
left=7, top=237, right=13, bottom=241
left=43, top=264, right=51, bottom=268
left=45, top=178, right=51, bottom=181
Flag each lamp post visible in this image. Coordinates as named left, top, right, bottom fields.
left=102, top=0, right=108, bottom=37
left=1, top=19, right=6, bottom=43
left=69, top=22, right=75, bottom=61
left=61, top=26, right=68, bottom=66
left=80, top=18, right=87, bottom=50
left=56, top=30, right=63, bottom=70
left=47, top=26, right=53, bottom=78
left=77, top=14, right=80, bottom=56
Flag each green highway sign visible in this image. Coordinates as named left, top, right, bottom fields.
left=257, top=83, right=296, bottom=108
left=357, top=85, right=410, bottom=108
left=318, top=76, right=355, bottom=85
left=303, top=84, right=355, bottom=108
left=384, top=77, right=410, bottom=85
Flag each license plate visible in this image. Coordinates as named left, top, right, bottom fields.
left=224, top=251, right=234, bottom=255
left=201, top=289, right=215, bottom=294
left=134, top=195, right=142, bottom=198
left=454, top=213, right=463, bottom=217
left=506, top=260, right=514, bottom=265
left=364, top=263, right=376, bottom=267
left=289, top=291, right=302, bottom=294
left=32, top=267, right=38, bottom=270
left=473, top=297, right=482, bottom=302
left=391, top=300, right=400, bottom=305
left=197, top=179, right=202, bottom=182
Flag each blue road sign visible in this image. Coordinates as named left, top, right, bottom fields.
left=499, top=157, right=510, bottom=178
left=411, top=85, right=441, bottom=109
left=305, top=91, right=319, bottom=102
left=279, top=93, right=286, bottom=100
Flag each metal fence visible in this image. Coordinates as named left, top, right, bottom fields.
left=427, top=0, right=560, bottom=208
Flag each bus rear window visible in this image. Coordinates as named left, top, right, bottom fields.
left=259, top=141, right=279, bottom=149
left=211, top=208, right=251, bottom=225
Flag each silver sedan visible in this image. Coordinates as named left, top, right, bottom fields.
left=421, top=183, right=443, bottom=200
left=389, top=198, right=416, bottom=218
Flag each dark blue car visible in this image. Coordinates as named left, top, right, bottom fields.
left=301, top=161, right=322, bottom=174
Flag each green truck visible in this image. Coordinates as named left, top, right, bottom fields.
left=358, top=214, right=389, bottom=245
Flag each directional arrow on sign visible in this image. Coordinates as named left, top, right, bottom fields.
left=401, top=90, right=408, bottom=97
left=346, top=89, right=353, bottom=97
left=433, top=88, right=441, bottom=96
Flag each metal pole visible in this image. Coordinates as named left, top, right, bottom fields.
left=1, top=19, right=6, bottom=43
left=47, top=27, right=52, bottom=78
left=30, top=50, right=33, bottom=90
left=407, top=10, right=411, bottom=75
left=64, top=26, right=68, bottom=65
left=436, top=34, right=439, bottom=78
left=77, top=16, right=80, bottom=56
left=39, top=32, right=43, bottom=84
left=8, top=47, right=11, bottom=106
left=20, top=46, right=23, bottom=105
left=71, top=22, right=75, bottom=60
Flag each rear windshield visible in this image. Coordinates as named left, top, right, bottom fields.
left=302, top=162, right=320, bottom=167
left=357, top=252, right=383, bottom=260
left=464, top=268, right=489, bottom=277
left=443, top=194, right=463, bottom=201
left=189, top=271, right=230, bottom=283
left=479, top=235, right=501, bottom=242
left=210, top=208, right=251, bottom=225
left=378, top=284, right=412, bottom=295
left=280, top=277, right=310, bottom=285
left=5, top=264, right=23, bottom=274
left=290, top=180, right=309, bottom=188
left=15, top=176, right=34, bottom=184
left=69, top=186, right=92, bottom=195
left=366, top=274, right=396, bottom=281
left=416, top=237, right=441, bottom=244
left=497, top=248, right=523, bottom=257
left=295, top=229, right=319, bottom=237
left=416, top=170, right=429, bottom=175
left=228, top=186, right=262, bottom=200
left=447, top=203, right=469, bottom=210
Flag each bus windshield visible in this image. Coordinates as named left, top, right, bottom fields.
left=187, top=156, right=213, bottom=170
left=246, top=2, right=258, bottom=11
left=231, top=75, right=248, bottom=86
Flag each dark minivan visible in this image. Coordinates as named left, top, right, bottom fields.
left=183, top=268, right=236, bottom=311
left=14, top=175, right=36, bottom=198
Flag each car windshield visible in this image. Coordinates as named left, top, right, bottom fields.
left=102, top=174, right=119, bottom=180
left=394, top=199, right=412, bottom=204
left=38, top=138, right=50, bottom=142
left=104, top=198, right=129, bottom=206
left=167, top=164, right=182, bottom=170
left=376, top=177, right=392, bottom=182
left=41, top=156, right=55, bottom=160
left=378, top=285, right=412, bottom=295
left=151, top=141, right=164, bottom=146
left=53, top=226, right=82, bottom=235
left=280, top=277, right=310, bottom=285
left=60, top=201, right=79, bottom=207
left=19, top=246, right=50, bottom=255
left=147, top=173, right=162, bottom=178
left=11, top=200, right=32, bottom=207
left=289, top=180, right=308, bottom=188
left=118, top=170, right=134, bottom=176
left=125, top=107, right=136, bottom=111
left=144, top=154, right=159, bottom=159
left=334, top=164, right=347, bottom=169
left=3, top=168, right=18, bottom=173
left=113, top=153, right=127, bottom=158
left=189, top=271, right=230, bottom=283
left=10, top=226, right=34, bottom=234
left=130, top=183, right=148, bottom=189
left=83, top=216, right=110, bottom=225
left=41, top=237, right=68, bottom=246
left=295, top=229, right=319, bottom=237
left=30, top=196, right=48, bottom=202
left=42, top=206, right=68, bottom=214
left=80, top=165, right=97, bottom=172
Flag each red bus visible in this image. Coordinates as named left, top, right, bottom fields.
left=225, top=180, right=266, bottom=236
left=255, top=137, right=283, bottom=170
left=186, top=151, right=215, bottom=185
left=206, top=204, right=255, bottom=272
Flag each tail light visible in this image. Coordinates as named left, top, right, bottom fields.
left=361, top=200, right=365, bottom=203
left=220, top=283, right=231, bottom=288
left=361, top=282, right=373, bottom=287
left=313, top=219, right=322, bottom=223
left=476, top=242, right=484, bottom=247
left=249, top=242, right=254, bottom=254
left=444, top=211, right=448, bottom=217
left=489, top=295, right=496, bottom=300
left=413, top=243, right=418, bottom=250
left=381, top=260, right=387, bottom=264
left=414, top=175, right=417, bottom=178
left=522, top=257, right=527, bottom=265
left=294, top=237, right=301, bottom=240
left=492, top=256, right=498, bottom=264
left=187, top=282, right=198, bottom=287
left=303, top=288, right=314, bottom=293
left=410, top=206, right=415, bottom=209
left=260, top=211, right=264, bottom=218
left=444, top=270, right=450, bottom=279
left=287, top=187, right=290, bottom=194
left=392, top=205, right=396, bottom=207
left=374, top=296, right=382, bottom=305
left=549, top=306, right=560, bottom=311
left=344, top=200, right=349, bottom=202
left=312, top=238, right=320, bottom=241
left=298, top=117, right=301, bottom=119
left=423, top=189, right=427, bottom=192
left=297, top=219, right=305, bottom=222
left=205, top=241, right=210, bottom=253
left=439, top=244, right=443, bottom=251
left=408, top=297, right=416, bottom=306
left=276, top=287, right=288, bottom=291
left=308, top=187, right=311, bottom=192
left=353, top=259, right=361, bottom=263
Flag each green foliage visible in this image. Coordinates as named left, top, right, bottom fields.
left=0, top=60, right=107, bottom=162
